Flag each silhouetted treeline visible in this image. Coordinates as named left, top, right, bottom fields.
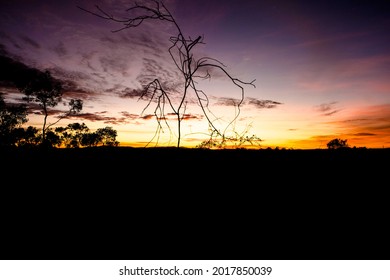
left=0, top=120, right=118, bottom=148
left=1, top=95, right=118, bottom=148
left=0, top=50, right=119, bottom=149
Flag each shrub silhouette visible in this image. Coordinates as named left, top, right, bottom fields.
left=0, top=95, right=28, bottom=147
left=327, top=138, right=349, bottom=149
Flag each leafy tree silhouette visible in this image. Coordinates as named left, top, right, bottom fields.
left=80, top=130, right=100, bottom=147
left=327, top=138, right=349, bottom=149
left=78, top=0, right=256, bottom=148
left=15, top=126, right=41, bottom=147
left=95, top=126, right=119, bottom=147
left=17, top=70, right=83, bottom=147
left=0, top=95, right=28, bottom=147
left=54, top=123, right=119, bottom=148
left=55, top=122, right=90, bottom=148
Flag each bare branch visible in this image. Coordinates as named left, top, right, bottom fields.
left=79, top=0, right=256, bottom=148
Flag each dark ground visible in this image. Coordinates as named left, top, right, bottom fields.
left=1, top=147, right=389, bottom=260
left=3, top=146, right=388, bottom=184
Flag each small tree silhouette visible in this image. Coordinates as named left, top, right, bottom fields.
left=18, top=70, right=83, bottom=147
left=79, top=0, right=256, bottom=148
left=14, top=126, right=41, bottom=147
left=55, top=122, right=90, bottom=148
left=0, top=95, right=28, bottom=147
left=55, top=123, right=119, bottom=148
left=327, top=138, right=349, bottom=149
left=95, top=126, right=119, bottom=147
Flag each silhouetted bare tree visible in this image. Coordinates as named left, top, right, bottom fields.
left=79, top=0, right=255, bottom=148
left=197, top=124, right=263, bottom=149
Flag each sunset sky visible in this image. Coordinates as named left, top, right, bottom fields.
left=1, top=0, right=389, bottom=149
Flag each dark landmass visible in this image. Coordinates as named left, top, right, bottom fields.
left=3, top=145, right=389, bottom=187
left=2, top=146, right=389, bottom=260
left=3, top=145, right=388, bottom=177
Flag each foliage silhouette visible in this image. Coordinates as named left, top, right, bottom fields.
left=0, top=53, right=120, bottom=149
left=95, top=126, right=119, bottom=147
left=1, top=122, right=119, bottom=149
left=0, top=95, right=28, bottom=147
left=53, top=123, right=119, bottom=148
left=78, top=0, right=256, bottom=148
left=17, top=70, right=83, bottom=147
left=327, top=138, right=349, bottom=149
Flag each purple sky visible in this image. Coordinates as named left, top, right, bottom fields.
left=1, top=0, right=389, bottom=148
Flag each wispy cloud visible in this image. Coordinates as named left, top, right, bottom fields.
left=289, top=31, right=368, bottom=49
left=52, top=41, right=67, bottom=57
left=213, top=97, right=242, bottom=107
left=20, top=35, right=40, bottom=49
left=333, top=104, right=390, bottom=132
left=303, top=104, right=390, bottom=148
left=246, top=97, right=283, bottom=109
left=74, top=111, right=121, bottom=124
left=296, top=54, right=390, bottom=98
left=119, top=88, right=144, bottom=99
left=314, top=101, right=340, bottom=116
